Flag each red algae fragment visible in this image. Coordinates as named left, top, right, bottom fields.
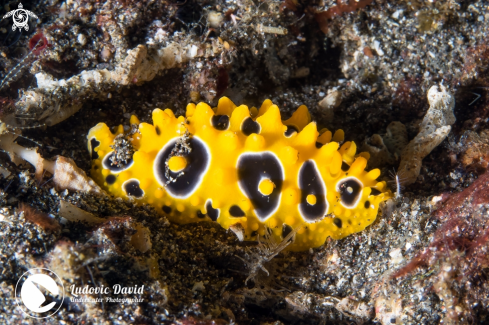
left=29, top=32, right=49, bottom=55
left=280, top=0, right=299, bottom=12
left=315, top=0, right=373, bottom=34
left=392, top=218, right=468, bottom=279
left=435, top=170, right=489, bottom=220
left=363, top=46, right=374, bottom=58
left=215, top=67, right=229, bottom=98
left=393, top=170, right=489, bottom=279
left=392, top=217, right=489, bottom=278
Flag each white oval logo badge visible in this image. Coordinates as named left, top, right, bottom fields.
left=15, top=268, right=64, bottom=318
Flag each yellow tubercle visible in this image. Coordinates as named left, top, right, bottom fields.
left=349, top=157, right=367, bottom=176
left=139, top=178, right=151, bottom=190
left=280, top=146, right=298, bottom=165
left=154, top=188, right=164, bottom=198
left=306, top=194, right=317, bottom=205
left=130, top=115, right=140, bottom=125
left=168, top=156, right=187, bottom=172
left=153, top=109, right=172, bottom=127
left=258, top=179, right=275, bottom=196
left=329, top=151, right=343, bottom=175
left=284, top=104, right=311, bottom=131
left=358, top=151, right=371, bottom=160
left=250, top=106, right=258, bottom=118
left=366, top=169, right=381, bottom=180
left=317, top=142, right=339, bottom=164
left=256, top=105, right=284, bottom=136
left=333, top=129, right=345, bottom=142
left=339, top=141, right=357, bottom=164
left=164, top=109, right=176, bottom=118
left=317, top=129, right=332, bottom=144
left=216, top=96, right=237, bottom=116
left=257, top=99, right=274, bottom=117
left=219, top=131, right=239, bottom=151
left=293, top=122, right=318, bottom=151
left=229, top=105, right=251, bottom=132
left=245, top=134, right=266, bottom=150
left=283, top=188, right=299, bottom=205
left=185, top=103, right=196, bottom=117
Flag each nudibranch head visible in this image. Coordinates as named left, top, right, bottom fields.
left=88, top=97, right=392, bottom=251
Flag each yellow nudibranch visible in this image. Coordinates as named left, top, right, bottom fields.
left=87, top=97, right=392, bottom=251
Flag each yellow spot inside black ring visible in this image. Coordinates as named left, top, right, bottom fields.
left=306, top=194, right=317, bottom=205
left=168, top=156, right=187, bottom=172
left=258, top=179, right=275, bottom=196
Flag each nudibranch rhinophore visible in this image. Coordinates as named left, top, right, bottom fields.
left=87, top=97, right=392, bottom=251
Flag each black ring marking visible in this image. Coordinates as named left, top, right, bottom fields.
left=154, top=136, right=210, bottom=198
left=341, top=161, right=350, bottom=171
left=241, top=117, right=260, bottom=136
left=229, top=205, right=245, bottom=217
left=370, top=188, right=382, bottom=196
left=105, top=174, right=116, bottom=185
left=211, top=115, right=230, bottom=130
left=337, top=177, right=363, bottom=208
left=197, top=210, right=206, bottom=218
left=206, top=200, right=219, bottom=221
left=123, top=179, right=144, bottom=198
left=298, top=160, right=328, bottom=222
left=282, top=224, right=293, bottom=239
left=155, top=126, right=161, bottom=135
left=102, top=151, right=134, bottom=173
left=333, top=218, right=342, bottom=228
left=90, top=138, right=100, bottom=159
left=237, top=152, right=284, bottom=221
left=284, top=125, right=298, bottom=137
left=162, top=205, right=172, bottom=214
left=315, top=141, right=323, bottom=149
left=364, top=200, right=370, bottom=209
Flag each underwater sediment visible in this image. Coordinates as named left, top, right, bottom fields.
left=0, top=0, right=489, bottom=324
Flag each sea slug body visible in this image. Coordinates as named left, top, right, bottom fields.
left=88, top=97, right=392, bottom=251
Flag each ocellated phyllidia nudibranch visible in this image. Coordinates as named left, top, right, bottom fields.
left=87, top=97, right=392, bottom=251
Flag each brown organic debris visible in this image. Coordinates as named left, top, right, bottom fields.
left=315, top=0, right=373, bottom=34
left=18, top=203, right=60, bottom=233
left=52, top=156, right=105, bottom=195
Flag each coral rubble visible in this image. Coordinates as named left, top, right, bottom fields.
left=399, top=84, right=456, bottom=185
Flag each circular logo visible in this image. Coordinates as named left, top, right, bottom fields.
left=15, top=268, right=64, bottom=319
